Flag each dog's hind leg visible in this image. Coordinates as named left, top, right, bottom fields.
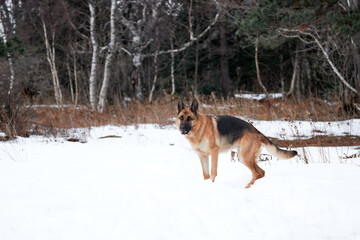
left=240, top=134, right=264, bottom=188
left=254, top=163, right=265, bottom=179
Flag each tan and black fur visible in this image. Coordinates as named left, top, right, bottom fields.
left=176, top=99, right=297, bottom=188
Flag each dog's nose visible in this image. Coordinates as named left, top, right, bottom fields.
left=180, top=125, right=188, bottom=134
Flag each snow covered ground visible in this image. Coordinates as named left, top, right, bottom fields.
left=235, top=92, right=283, bottom=100
left=0, top=121, right=360, bottom=240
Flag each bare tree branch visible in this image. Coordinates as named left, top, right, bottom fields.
left=138, top=0, right=220, bottom=58
left=278, top=28, right=359, bottom=95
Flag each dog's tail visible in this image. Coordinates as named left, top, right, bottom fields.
left=261, top=135, right=297, bottom=159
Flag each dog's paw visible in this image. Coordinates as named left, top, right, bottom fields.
left=245, top=183, right=252, bottom=188
left=203, top=175, right=210, bottom=180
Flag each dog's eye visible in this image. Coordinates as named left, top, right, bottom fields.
left=179, top=116, right=184, bottom=120
left=187, top=116, right=193, bottom=121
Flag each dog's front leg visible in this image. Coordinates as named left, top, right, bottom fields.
left=198, top=153, right=210, bottom=180
left=210, top=148, right=219, bottom=182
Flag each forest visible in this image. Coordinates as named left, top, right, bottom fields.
left=1, top=0, right=360, bottom=137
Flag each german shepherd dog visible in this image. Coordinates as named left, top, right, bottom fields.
left=176, top=99, right=297, bottom=188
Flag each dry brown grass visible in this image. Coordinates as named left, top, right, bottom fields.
left=30, top=97, right=357, bottom=127
left=9, top=96, right=357, bottom=147
left=270, top=135, right=360, bottom=148
left=32, top=100, right=175, bottom=130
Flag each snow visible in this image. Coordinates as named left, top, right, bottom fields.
left=235, top=92, right=283, bottom=100
left=1, top=122, right=360, bottom=240
left=250, top=119, right=360, bottom=140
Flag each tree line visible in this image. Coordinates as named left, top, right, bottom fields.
left=1, top=0, right=360, bottom=113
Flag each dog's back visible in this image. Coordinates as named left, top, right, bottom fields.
left=215, top=115, right=297, bottom=158
left=216, top=115, right=256, bottom=145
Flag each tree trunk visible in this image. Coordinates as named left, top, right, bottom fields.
left=279, top=51, right=285, bottom=99
left=66, top=53, right=74, bottom=103
left=73, top=50, right=79, bottom=111
left=255, top=37, right=270, bottom=99
left=0, top=4, right=15, bottom=94
left=149, top=50, right=159, bottom=103
left=287, top=44, right=299, bottom=98
left=89, top=0, right=99, bottom=111
left=345, top=0, right=360, bottom=101
left=133, top=55, right=144, bottom=101
left=303, top=56, right=312, bottom=98
left=6, top=52, right=14, bottom=94
left=170, top=23, right=176, bottom=96
left=351, top=35, right=360, bottom=101
left=194, top=39, right=199, bottom=96
left=219, top=23, right=231, bottom=99
left=98, top=0, right=116, bottom=112
left=295, top=57, right=301, bottom=102
left=41, top=14, right=63, bottom=107
left=121, top=17, right=144, bottom=101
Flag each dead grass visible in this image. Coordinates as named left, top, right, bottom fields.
left=270, top=135, right=360, bottom=148
left=13, top=96, right=359, bottom=148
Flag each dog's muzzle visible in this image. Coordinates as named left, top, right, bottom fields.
left=180, top=125, right=191, bottom=135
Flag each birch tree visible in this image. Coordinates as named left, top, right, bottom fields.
left=120, top=1, right=148, bottom=101
left=88, top=0, right=99, bottom=111
left=40, top=12, right=63, bottom=107
left=98, top=0, right=117, bottom=112
left=0, top=1, right=15, bottom=94
left=254, top=37, right=270, bottom=100
left=165, top=0, right=184, bottom=96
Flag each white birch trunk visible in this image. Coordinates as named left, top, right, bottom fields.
left=121, top=17, right=144, bottom=101
left=279, top=52, right=285, bottom=99
left=89, top=0, right=99, bottom=111
left=98, top=0, right=116, bottom=112
left=0, top=10, right=15, bottom=94
left=7, top=52, right=14, bottom=94
left=287, top=44, right=299, bottom=98
left=41, top=15, right=63, bottom=107
left=66, top=54, right=74, bottom=103
left=255, top=38, right=270, bottom=100
left=73, top=50, right=79, bottom=111
left=149, top=50, right=159, bottom=103
left=170, top=30, right=175, bottom=95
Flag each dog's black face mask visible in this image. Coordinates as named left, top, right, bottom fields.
left=177, top=99, right=198, bottom=135
left=178, top=114, right=194, bottom=135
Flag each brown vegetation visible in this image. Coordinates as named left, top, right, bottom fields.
left=12, top=97, right=356, bottom=147
left=30, top=97, right=352, bottom=129
left=271, top=136, right=360, bottom=148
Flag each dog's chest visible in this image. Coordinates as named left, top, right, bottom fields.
left=187, top=136, right=209, bottom=154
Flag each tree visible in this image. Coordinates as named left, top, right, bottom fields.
left=88, top=0, right=99, bottom=111
left=237, top=0, right=360, bottom=98
left=40, top=10, right=63, bottom=107
left=98, top=0, right=117, bottom=112
left=0, top=0, right=17, bottom=94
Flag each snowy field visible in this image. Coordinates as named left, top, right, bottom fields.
left=1, top=120, right=360, bottom=240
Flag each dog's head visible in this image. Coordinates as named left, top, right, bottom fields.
left=176, top=99, right=198, bottom=135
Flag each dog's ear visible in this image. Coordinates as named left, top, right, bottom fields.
left=190, top=99, right=198, bottom=116
left=177, top=99, right=185, bottom=114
